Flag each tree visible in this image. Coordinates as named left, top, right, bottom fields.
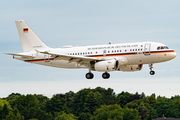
left=94, top=87, right=116, bottom=105
left=1, top=104, right=10, bottom=120
left=123, top=107, right=140, bottom=120
left=92, top=104, right=124, bottom=120
left=116, top=91, right=133, bottom=108
left=84, top=91, right=103, bottom=114
left=147, top=108, right=158, bottom=120
left=78, top=112, right=92, bottom=120
left=5, top=111, right=24, bottom=120
left=154, top=99, right=180, bottom=118
left=147, top=94, right=157, bottom=108
left=138, top=104, right=148, bottom=120
left=54, top=112, right=75, bottom=120
left=70, top=88, right=91, bottom=116
left=0, top=99, right=11, bottom=120
left=173, top=98, right=180, bottom=110
left=45, top=94, right=69, bottom=115
left=6, top=93, right=21, bottom=101
left=13, top=94, right=52, bottom=120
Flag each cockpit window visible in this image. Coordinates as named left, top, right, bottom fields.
left=164, top=46, right=169, bottom=49
left=157, top=46, right=169, bottom=50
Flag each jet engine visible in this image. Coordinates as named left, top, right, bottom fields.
left=119, top=64, right=143, bottom=72
left=91, top=59, right=118, bottom=72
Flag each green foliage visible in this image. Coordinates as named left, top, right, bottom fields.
left=12, top=94, right=52, bottom=120
left=5, top=111, right=24, bottom=120
left=123, top=107, right=140, bottom=120
left=138, top=104, right=148, bottom=120
left=92, top=104, right=124, bottom=120
left=154, top=99, right=180, bottom=118
left=0, top=99, right=11, bottom=109
left=84, top=91, right=103, bottom=114
left=147, top=108, right=158, bottom=120
left=173, top=98, right=180, bottom=111
left=1, top=104, right=10, bottom=120
left=116, top=91, right=133, bottom=108
left=54, top=112, right=75, bottom=120
left=2, top=87, right=180, bottom=120
left=6, top=93, right=21, bottom=101
left=78, top=112, right=92, bottom=120
left=70, top=88, right=91, bottom=116
left=45, top=94, right=69, bottom=115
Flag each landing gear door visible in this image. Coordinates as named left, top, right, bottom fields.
left=144, top=43, right=151, bottom=55
left=44, top=54, right=50, bottom=62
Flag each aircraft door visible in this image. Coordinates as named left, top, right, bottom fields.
left=144, top=43, right=151, bottom=55
left=103, top=50, right=106, bottom=56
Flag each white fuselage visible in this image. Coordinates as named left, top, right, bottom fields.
left=14, top=42, right=176, bottom=70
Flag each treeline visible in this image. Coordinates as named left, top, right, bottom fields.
left=1, top=87, right=180, bottom=120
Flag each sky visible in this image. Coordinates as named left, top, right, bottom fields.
left=0, top=0, right=180, bottom=98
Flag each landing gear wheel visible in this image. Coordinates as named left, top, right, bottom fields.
left=102, top=72, right=110, bottom=79
left=149, top=63, right=155, bottom=75
left=86, top=73, right=94, bottom=79
left=150, top=71, right=155, bottom=75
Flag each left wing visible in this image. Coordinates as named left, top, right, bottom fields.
left=38, top=51, right=103, bottom=65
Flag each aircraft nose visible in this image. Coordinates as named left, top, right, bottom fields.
left=171, top=51, right=177, bottom=59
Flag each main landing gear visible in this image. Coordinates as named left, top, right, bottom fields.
left=102, top=72, right=110, bottom=79
left=149, top=63, right=155, bottom=75
left=85, top=65, right=110, bottom=79
left=86, top=72, right=94, bottom=79
left=85, top=72, right=110, bottom=79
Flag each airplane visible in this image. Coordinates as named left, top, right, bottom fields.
left=6, top=20, right=177, bottom=79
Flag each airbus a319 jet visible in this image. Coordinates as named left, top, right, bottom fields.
left=6, top=20, right=177, bottom=79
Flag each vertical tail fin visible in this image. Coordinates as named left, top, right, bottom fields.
left=15, top=20, right=49, bottom=52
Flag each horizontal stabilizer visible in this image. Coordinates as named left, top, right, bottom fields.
left=5, top=53, right=35, bottom=58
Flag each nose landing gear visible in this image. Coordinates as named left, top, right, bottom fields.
left=149, top=63, right=155, bottom=75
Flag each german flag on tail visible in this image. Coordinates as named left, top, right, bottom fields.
left=23, top=28, right=28, bottom=33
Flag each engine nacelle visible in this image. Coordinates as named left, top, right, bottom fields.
left=119, top=64, right=143, bottom=72
left=117, top=56, right=128, bottom=65
left=91, top=59, right=118, bottom=72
